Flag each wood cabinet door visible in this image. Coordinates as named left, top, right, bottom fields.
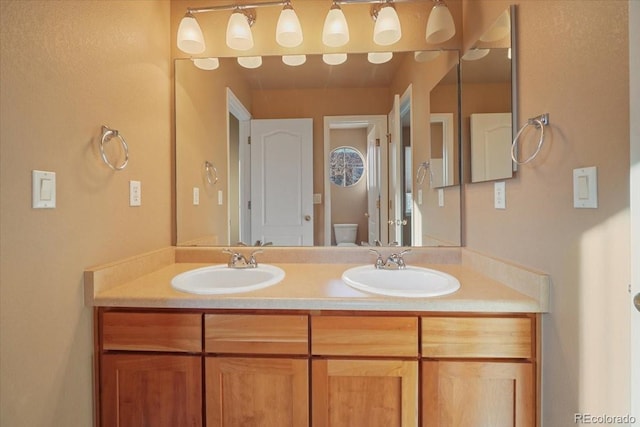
left=101, top=354, right=202, bottom=427
left=205, top=357, right=309, bottom=427
left=422, top=361, right=535, bottom=427
left=312, top=359, right=418, bottom=427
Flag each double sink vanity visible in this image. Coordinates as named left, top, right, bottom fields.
left=85, top=246, right=548, bottom=427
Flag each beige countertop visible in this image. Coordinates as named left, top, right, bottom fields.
left=85, top=247, right=549, bottom=313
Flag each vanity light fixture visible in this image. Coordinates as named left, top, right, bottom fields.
left=177, top=11, right=206, bottom=54
left=226, top=8, right=255, bottom=51
left=193, top=57, right=220, bottom=70
left=322, top=2, right=350, bottom=48
left=323, top=53, right=348, bottom=65
left=276, top=1, right=303, bottom=48
left=425, top=0, right=455, bottom=44
left=461, top=48, right=490, bottom=61
left=479, top=9, right=510, bottom=42
left=414, top=50, right=441, bottom=62
left=237, top=56, right=263, bottom=68
left=368, top=51, right=393, bottom=64
left=282, top=54, right=306, bottom=66
left=371, top=1, right=402, bottom=46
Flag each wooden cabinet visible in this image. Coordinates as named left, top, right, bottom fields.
left=96, top=309, right=538, bottom=427
left=98, top=311, right=203, bottom=427
left=311, top=316, right=419, bottom=427
left=204, top=314, right=309, bottom=427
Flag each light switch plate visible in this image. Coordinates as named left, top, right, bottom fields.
left=32, top=170, right=56, bottom=209
left=129, top=180, right=141, bottom=206
left=313, top=193, right=322, bottom=204
left=494, top=181, right=506, bottom=209
left=438, top=189, right=444, bottom=207
left=573, top=166, right=597, bottom=208
left=193, top=187, right=200, bottom=205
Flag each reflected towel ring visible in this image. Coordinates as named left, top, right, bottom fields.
left=416, top=161, right=431, bottom=185
left=100, top=125, right=129, bottom=170
left=204, top=161, right=218, bottom=185
left=511, top=113, right=550, bottom=165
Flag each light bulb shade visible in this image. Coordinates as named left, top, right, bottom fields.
left=226, top=11, right=254, bottom=51
left=237, top=56, right=262, bottom=69
left=368, top=52, right=393, bottom=64
left=177, top=13, right=206, bottom=54
left=479, top=10, right=510, bottom=42
left=426, top=2, right=456, bottom=44
left=193, top=57, right=220, bottom=70
left=461, top=48, right=490, bottom=61
left=322, top=53, right=347, bottom=65
left=276, top=6, right=303, bottom=48
left=373, top=4, right=401, bottom=46
left=322, top=6, right=350, bottom=48
left=414, top=50, right=441, bottom=63
left=282, top=54, right=307, bottom=66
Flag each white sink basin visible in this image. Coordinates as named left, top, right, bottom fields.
left=171, top=264, right=285, bottom=295
left=341, top=265, right=460, bottom=298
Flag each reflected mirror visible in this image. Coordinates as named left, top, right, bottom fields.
left=175, top=50, right=461, bottom=247
left=462, top=5, right=517, bottom=183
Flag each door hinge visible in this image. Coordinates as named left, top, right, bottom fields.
left=375, top=138, right=381, bottom=147
left=376, top=199, right=380, bottom=209
left=248, top=200, right=251, bottom=209
left=386, top=133, right=391, bottom=144
left=248, top=136, right=251, bottom=145
left=389, top=199, right=392, bottom=210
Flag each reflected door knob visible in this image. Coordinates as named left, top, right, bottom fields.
left=304, top=215, right=311, bottom=222
left=634, top=292, right=640, bottom=313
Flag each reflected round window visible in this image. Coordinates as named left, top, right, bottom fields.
left=329, top=146, right=365, bottom=187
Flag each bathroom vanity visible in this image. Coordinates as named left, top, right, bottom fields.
left=86, top=246, right=548, bottom=427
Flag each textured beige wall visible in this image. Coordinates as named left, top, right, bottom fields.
left=464, top=1, right=631, bottom=424
left=0, top=1, right=171, bottom=425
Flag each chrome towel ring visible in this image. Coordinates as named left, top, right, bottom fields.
left=416, top=161, right=431, bottom=185
left=204, top=161, right=218, bottom=185
left=100, top=125, right=129, bottom=170
left=511, top=113, right=550, bottom=165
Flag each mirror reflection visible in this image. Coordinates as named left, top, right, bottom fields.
left=462, top=6, right=516, bottom=183
left=175, top=50, right=461, bottom=247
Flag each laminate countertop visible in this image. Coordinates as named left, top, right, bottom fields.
left=85, top=247, right=550, bottom=313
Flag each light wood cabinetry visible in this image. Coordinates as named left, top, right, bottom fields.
left=96, top=309, right=538, bottom=427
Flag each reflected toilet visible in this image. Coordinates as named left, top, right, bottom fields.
left=334, top=224, right=358, bottom=247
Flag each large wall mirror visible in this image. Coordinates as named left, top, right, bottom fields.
left=175, top=49, right=462, bottom=247
left=462, top=5, right=517, bottom=183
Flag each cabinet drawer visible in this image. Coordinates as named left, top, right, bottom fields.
left=102, top=311, right=202, bottom=353
left=311, top=316, right=418, bottom=357
left=205, top=314, right=309, bottom=355
left=421, top=316, right=533, bottom=358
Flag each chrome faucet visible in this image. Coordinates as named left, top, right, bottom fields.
left=222, top=249, right=263, bottom=269
left=369, top=248, right=411, bottom=270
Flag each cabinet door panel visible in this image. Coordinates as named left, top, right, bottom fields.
left=206, top=357, right=309, bottom=427
left=101, top=354, right=202, bottom=427
left=422, top=361, right=534, bottom=427
left=313, top=359, right=418, bottom=427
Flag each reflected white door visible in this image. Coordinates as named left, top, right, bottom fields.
left=470, top=113, right=513, bottom=182
left=366, top=126, right=380, bottom=245
left=388, top=94, right=402, bottom=245
left=250, top=118, right=313, bottom=246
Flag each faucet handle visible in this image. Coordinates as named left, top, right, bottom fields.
left=369, top=249, right=385, bottom=269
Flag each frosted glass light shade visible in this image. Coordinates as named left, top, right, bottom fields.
left=462, top=48, right=490, bottom=61
left=426, top=1, right=456, bottom=44
left=479, top=10, right=510, bottom=42
left=368, top=52, right=393, bottom=64
left=226, top=11, right=254, bottom=51
left=282, top=55, right=307, bottom=66
left=322, top=5, right=349, bottom=48
left=193, top=58, right=220, bottom=70
left=237, top=56, right=262, bottom=69
left=414, top=50, right=441, bottom=62
left=177, top=13, right=206, bottom=54
left=322, top=53, right=347, bottom=65
left=276, top=6, right=303, bottom=48
left=373, top=4, right=401, bottom=46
